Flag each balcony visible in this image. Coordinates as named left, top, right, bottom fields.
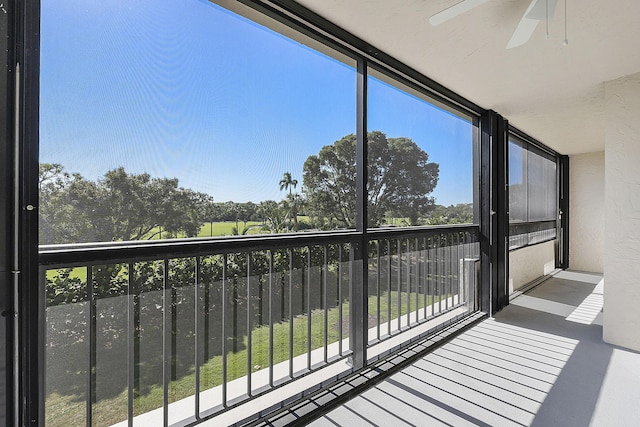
left=40, top=225, right=480, bottom=426
left=7, top=0, right=640, bottom=425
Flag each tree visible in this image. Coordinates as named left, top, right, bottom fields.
left=279, top=172, right=301, bottom=226
left=303, top=131, right=439, bottom=228
left=279, top=171, right=298, bottom=195
left=260, top=204, right=292, bottom=234
left=39, top=164, right=211, bottom=244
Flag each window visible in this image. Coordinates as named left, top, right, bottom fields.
left=508, top=135, right=558, bottom=249
left=40, top=0, right=357, bottom=245
left=366, top=67, right=477, bottom=228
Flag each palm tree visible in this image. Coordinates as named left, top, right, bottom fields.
left=279, top=172, right=298, bottom=196
left=279, top=172, right=300, bottom=226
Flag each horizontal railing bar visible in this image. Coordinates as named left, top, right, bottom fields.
left=366, top=224, right=479, bottom=240
left=508, top=219, right=556, bottom=229
left=509, top=235, right=556, bottom=251
left=39, top=225, right=480, bottom=268
left=39, top=230, right=361, bottom=267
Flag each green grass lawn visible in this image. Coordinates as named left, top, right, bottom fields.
left=198, top=221, right=263, bottom=237
left=45, top=290, right=436, bottom=426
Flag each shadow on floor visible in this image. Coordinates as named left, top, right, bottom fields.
left=310, top=271, right=640, bottom=427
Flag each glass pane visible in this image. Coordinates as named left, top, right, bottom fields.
left=367, top=68, right=475, bottom=227
left=40, top=0, right=357, bottom=245
left=509, top=140, right=528, bottom=222
left=509, top=138, right=557, bottom=223
left=528, top=151, right=557, bottom=221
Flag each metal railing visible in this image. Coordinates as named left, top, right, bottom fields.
left=40, top=225, right=480, bottom=426
left=366, top=227, right=480, bottom=348
left=509, top=220, right=556, bottom=251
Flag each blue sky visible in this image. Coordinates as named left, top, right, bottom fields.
left=40, top=0, right=474, bottom=206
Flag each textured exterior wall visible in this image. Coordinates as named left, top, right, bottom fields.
left=569, top=152, right=605, bottom=273
left=509, top=240, right=556, bottom=294
left=604, top=72, right=640, bottom=352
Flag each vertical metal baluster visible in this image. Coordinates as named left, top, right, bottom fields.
left=449, top=232, right=459, bottom=307
left=454, top=233, right=458, bottom=307
left=440, top=234, right=445, bottom=311
left=455, top=232, right=460, bottom=307
left=171, top=267, right=178, bottom=389
left=307, top=248, right=312, bottom=371
left=446, top=233, right=451, bottom=309
left=268, top=251, right=274, bottom=387
left=289, top=248, right=294, bottom=378
left=323, top=245, right=328, bottom=363
left=451, top=233, right=456, bottom=307
left=406, top=239, right=411, bottom=327
left=203, top=257, right=210, bottom=367
left=386, top=240, right=391, bottom=337
left=451, top=232, right=456, bottom=307
left=464, top=232, right=471, bottom=311
left=447, top=232, right=456, bottom=309
left=163, top=259, right=170, bottom=427
left=445, top=233, right=450, bottom=310
left=127, top=263, right=135, bottom=427
left=415, top=237, right=420, bottom=324
left=422, top=237, right=427, bottom=320
left=437, top=235, right=442, bottom=314
left=439, top=235, right=444, bottom=312
left=427, top=236, right=433, bottom=318
left=221, top=254, right=228, bottom=407
left=376, top=240, right=381, bottom=341
left=87, top=266, right=95, bottom=427
left=247, top=253, right=252, bottom=396
left=338, top=245, right=343, bottom=356
left=461, top=232, right=467, bottom=310
left=194, top=256, right=201, bottom=419
left=396, top=239, right=401, bottom=332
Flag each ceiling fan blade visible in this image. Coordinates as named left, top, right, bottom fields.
left=429, top=0, right=491, bottom=26
left=526, top=0, right=559, bottom=20
left=506, top=0, right=541, bottom=49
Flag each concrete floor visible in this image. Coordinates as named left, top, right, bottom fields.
left=309, top=271, right=640, bottom=427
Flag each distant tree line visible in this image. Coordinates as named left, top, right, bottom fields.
left=40, top=131, right=477, bottom=245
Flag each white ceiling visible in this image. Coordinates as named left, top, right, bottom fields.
left=295, top=0, right=640, bottom=155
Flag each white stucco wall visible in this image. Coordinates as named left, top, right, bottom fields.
left=569, top=152, right=604, bottom=273
left=604, top=72, right=640, bottom=352
left=509, top=240, right=556, bottom=294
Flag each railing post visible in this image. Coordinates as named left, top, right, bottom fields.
left=349, top=57, right=368, bottom=369
left=349, top=241, right=366, bottom=369
left=0, top=5, right=15, bottom=424
left=479, top=110, right=509, bottom=315
left=558, top=154, right=570, bottom=269
left=459, top=257, right=480, bottom=311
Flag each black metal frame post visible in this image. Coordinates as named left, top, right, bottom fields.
left=479, top=111, right=494, bottom=314
left=479, top=110, right=508, bottom=315
left=16, top=0, right=42, bottom=425
left=1, top=2, right=16, bottom=425
left=558, top=155, right=570, bottom=269
left=496, top=116, right=509, bottom=310
left=349, top=57, right=368, bottom=369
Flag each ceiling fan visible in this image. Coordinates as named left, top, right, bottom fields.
left=430, top=0, right=566, bottom=49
